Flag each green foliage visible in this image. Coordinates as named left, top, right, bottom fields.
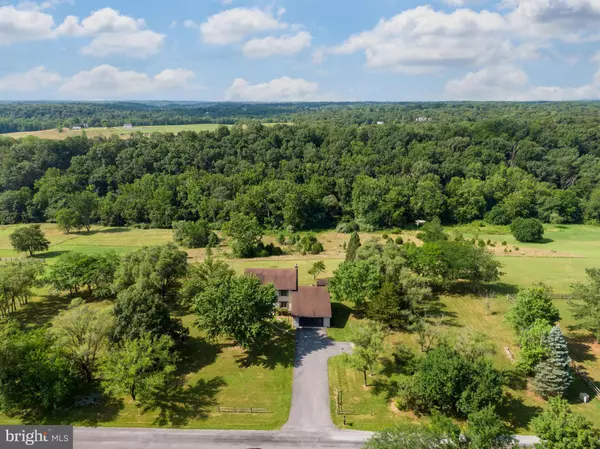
left=55, top=207, right=79, bottom=233
left=69, top=190, right=100, bottom=232
left=517, top=320, right=552, bottom=374
left=180, top=249, right=234, bottom=308
left=223, top=212, right=263, bottom=258
left=416, top=217, right=448, bottom=243
left=172, top=220, right=211, bottom=248
left=194, top=273, right=276, bottom=350
left=9, top=224, right=50, bottom=256
left=46, top=252, right=119, bottom=297
left=533, top=397, right=600, bottom=449
left=532, top=327, right=572, bottom=399
left=348, top=321, right=386, bottom=386
left=329, top=260, right=381, bottom=309
left=345, top=231, right=361, bottom=261
left=51, top=303, right=114, bottom=381
left=400, top=344, right=505, bottom=417
left=0, top=260, right=44, bottom=317
left=296, top=233, right=324, bottom=254
left=570, top=268, right=600, bottom=342
left=207, top=231, right=220, bottom=248
left=100, top=333, right=177, bottom=402
left=506, top=284, right=560, bottom=335
left=465, top=406, right=515, bottom=449
left=308, top=261, right=326, bottom=280
left=363, top=424, right=455, bottom=449
left=395, top=236, right=403, bottom=245
left=113, top=285, right=188, bottom=342
left=511, top=217, right=545, bottom=242
left=113, top=243, right=188, bottom=300
left=0, top=323, right=83, bottom=416
left=367, top=269, right=432, bottom=329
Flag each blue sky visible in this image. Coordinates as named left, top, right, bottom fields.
left=1, top=0, right=600, bottom=101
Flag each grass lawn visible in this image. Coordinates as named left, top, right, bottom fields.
left=4, top=123, right=289, bottom=140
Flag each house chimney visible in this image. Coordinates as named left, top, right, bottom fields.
left=295, top=264, right=298, bottom=291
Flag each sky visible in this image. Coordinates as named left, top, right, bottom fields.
left=1, top=0, right=600, bottom=101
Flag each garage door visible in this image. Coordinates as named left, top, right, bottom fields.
left=299, top=317, right=324, bottom=328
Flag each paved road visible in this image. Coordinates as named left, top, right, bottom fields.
left=283, top=328, right=352, bottom=431
left=74, top=428, right=372, bottom=449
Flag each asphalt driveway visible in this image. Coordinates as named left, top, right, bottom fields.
left=282, top=328, right=352, bottom=431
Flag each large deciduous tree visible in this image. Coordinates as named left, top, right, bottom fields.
left=194, top=273, right=276, bottom=350
left=348, top=321, right=386, bottom=386
left=506, top=284, right=560, bottom=335
left=329, top=259, right=381, bottom=310
left=9, top=225, right=50, bottom=256
left=570, top=268, right=600, bottom=343
left=222, top=213, right=263, bottom=258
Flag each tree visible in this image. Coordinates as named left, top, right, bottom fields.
left=367, top=269, right=432, bottom=329
left=511, top=217, right=544, bottom=242
left=345, top=231, right=361, bottom=261
left=195, top=273, right=276, bottom=350
left=348, top=321, right=386, bottom=386
left=363, top=424, right=455, bottom=449
left=506, top=284, right=560, bottom=335
left=172, top=220, right=211, bottom=248
left=517, top=319, right=552, bottom=374
left=0, top=323, right=82, bottom=416
left=101, top=333, right=177, bottom=402
left=46, top=252, right=119, bottom=297
left=297, top=233, right=324, bottom=255
left=455, top=330, right=496, bottom=363
left=55, top=208, right=79, bottom=233
left=308, top=261, right=326, bottom=280
left=416, top=217, right=448, bottom=243
left=0, top=261, right=43, bottom=317
left=9, top=225, right=50, bottom=256
left=180, top=248, right=234, bottom=308
left=533, top=397, right=600, bottom=449
left=465, top=406, right=515, bottom=449
left=532, top=326, right=572, bottom=398
left=113, top=243, right=188, bottom=300
left=328, top=260, right=381, bottom=310
left=69, top=190, right=99, bottom=232
left=570, top=268, right=600, bottom=343
left=222, top=212, right=263, bottom=258
left=51, top=302, right=114, bottom=381
left=113, top=286, right=188, bottom=342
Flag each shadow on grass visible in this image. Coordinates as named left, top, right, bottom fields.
left=536, top=238, right=554, bottom=244
left=371, top=378, right=400, bottom=401
left=504, top=369, right=529, bottom=391
left=567, top=335, right=597, bottom=363
left=177, top=336, right=223, bottom=376
left=498, top=393, right=543, bottom=431
left=34, top=250, right=70, bottom=260
left=236, top=323, right=295, bottom=370
left=140, top=376, right=226, bottom=427
left=11, top=294, right=69, bottom=327
left=331, top=302, right=353, bottom=329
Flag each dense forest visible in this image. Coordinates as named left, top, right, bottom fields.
left=2, top=102, right=600, bottom=230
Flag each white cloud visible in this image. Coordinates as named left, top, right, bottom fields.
left=317, top=6, right=533, bottom=73
left=508, top=0, right=600, bottom=42
left=199, top=7, right=287, bottom=45
left=57, top=8, right=165, bottom=57
left=0, top=66, right=61, bottom=92
left=242, top=31, right=312, bottom=58
left=59, top=65, right=195, bottom=98
left=225, top=76, right=320, bottom=101
left=0, top=5, right=57, bottom=45
left=445, top=65, right=528, bottom=99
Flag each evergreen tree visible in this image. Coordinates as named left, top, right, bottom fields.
left=533, top=326, right=572, bottom=398
left=345, top=231, right=361, bottom=261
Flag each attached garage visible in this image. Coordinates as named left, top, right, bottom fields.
left=290, top=286, right=332, bottom=328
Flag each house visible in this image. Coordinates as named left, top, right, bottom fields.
left=123, top=123, right=133, bottom=129
left=71, top=126, right=82, bottom=131
left=245, top=266, right=332, bottom=328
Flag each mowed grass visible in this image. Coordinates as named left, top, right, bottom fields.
left=4, top=123, right=289, bottom=140
left=328, top=224, right=600, bottom=432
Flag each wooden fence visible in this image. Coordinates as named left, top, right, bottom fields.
left=335, top=390, right=356, bottom=415
left=216, top=406, right=270, bottom=414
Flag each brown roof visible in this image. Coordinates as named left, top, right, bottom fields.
left=291, top=286, right=332, bottom=318
left=244, top=267, right=298, bottom=291
left=316, top=278, right=329, bottom=287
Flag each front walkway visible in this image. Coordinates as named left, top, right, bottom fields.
left=282, top=328, right=352, bottom=431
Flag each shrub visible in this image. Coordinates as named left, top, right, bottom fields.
left=510, top=218, right=544, bottom=242
left=277, top=233, right=286, bottom=245
left=297, top=233, right=324, bottom=255
left=501, top=241, right=507, bottom=246
left=382, top=233, right=389, bottom=240
left=172, top=220, right=211, bottom=248
left=395, top=236, right=403, bottom=245
left=335, top=221, right=359, bottom=233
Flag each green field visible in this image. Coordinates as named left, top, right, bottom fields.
left=4, top=123, right=289, bottom=140
left=1, top=223, right=600, bottom=431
